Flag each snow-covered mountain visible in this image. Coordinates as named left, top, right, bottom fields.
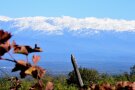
left=0, top=16, right=135, bottom=74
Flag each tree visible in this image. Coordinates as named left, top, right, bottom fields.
left=130, top=65, right=135, bottom=76
left=129, top=65, right=135, bottom=82
left=67, top=67, right=100, bottom=85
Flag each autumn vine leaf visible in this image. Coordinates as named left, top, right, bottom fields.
left=25, top=66, right=46, bottom=79
left=13, top=41, right=42, bottom=55
left=12, top=60, right=46, bottom=79
left=12, top=41, right=29, bottom=55
left=32, top=55, right=40, bottom=65
left=0, top=29, right=12, bottom=57
left=25, top=66, right=36, bottom=75
left=0, top=29, right=46, bottom=89
left=12, top=60, right=31, bottom=78
left=15, top=60, right=28, bottom=66
left=45, top=81, right=54, bottom=90
left=0, top=29, right=12, bottom=44
left=0, top=40, right=11, bottom=57
left=12, top=41, right=42, bottom=62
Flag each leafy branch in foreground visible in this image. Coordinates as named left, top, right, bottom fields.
left=0, top=29, right=47, bottom=90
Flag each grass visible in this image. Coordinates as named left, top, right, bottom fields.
left=0, top=66, right=134, bottom=90
left=0, top=75, right=77, bottom=90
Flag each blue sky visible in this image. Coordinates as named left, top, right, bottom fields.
left=0, top=0, right=135, bottom=19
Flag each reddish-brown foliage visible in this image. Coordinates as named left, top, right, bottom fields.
left=12, top=41, right=42, bottom=56
left=32, top=55, right=40, bottom=65
left=0, top=29, right=12, bottom=44
left=0, top=30, right=46, bottom=89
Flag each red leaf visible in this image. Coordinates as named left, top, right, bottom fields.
left=12, top=60, right=31, bottom=78
left=45, top=81, right=54, bottom=90
left=0, top=30, right=12, bottom=44
left=0, top=40, right=11, bottom=56
left=12, top=41, right=42, bottom=56
left=16, top=60, right=27, bottom=66
left=32, top=55, right=40, bottom=65
left=25, top=66, right=46, bottom=79
left=36, top=66, right=46, bottom=79
left=13, top=44, right=29, bottom=55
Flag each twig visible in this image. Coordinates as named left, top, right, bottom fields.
left=0, top=58, right=16, bottom=63
left=8, top=52, right=16, bottom=61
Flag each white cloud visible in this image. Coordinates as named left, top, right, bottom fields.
left=0, top=16, right=12, bottom=21
left=0, top=16, right=135, bottom=34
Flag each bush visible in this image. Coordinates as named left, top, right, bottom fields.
left=67, top=67, right=100, bottom=85
left=99, top=73, right=115, bottom=84
left=130, top=65, right=135, bottom=76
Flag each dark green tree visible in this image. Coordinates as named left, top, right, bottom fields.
left=130, top=65, right=135, bottom=75
left=67, top=67, right=99, bottom=85
left=129, top=65, right=135, bottom=81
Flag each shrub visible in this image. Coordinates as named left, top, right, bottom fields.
left=67, top=67, right=100, bottom=85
